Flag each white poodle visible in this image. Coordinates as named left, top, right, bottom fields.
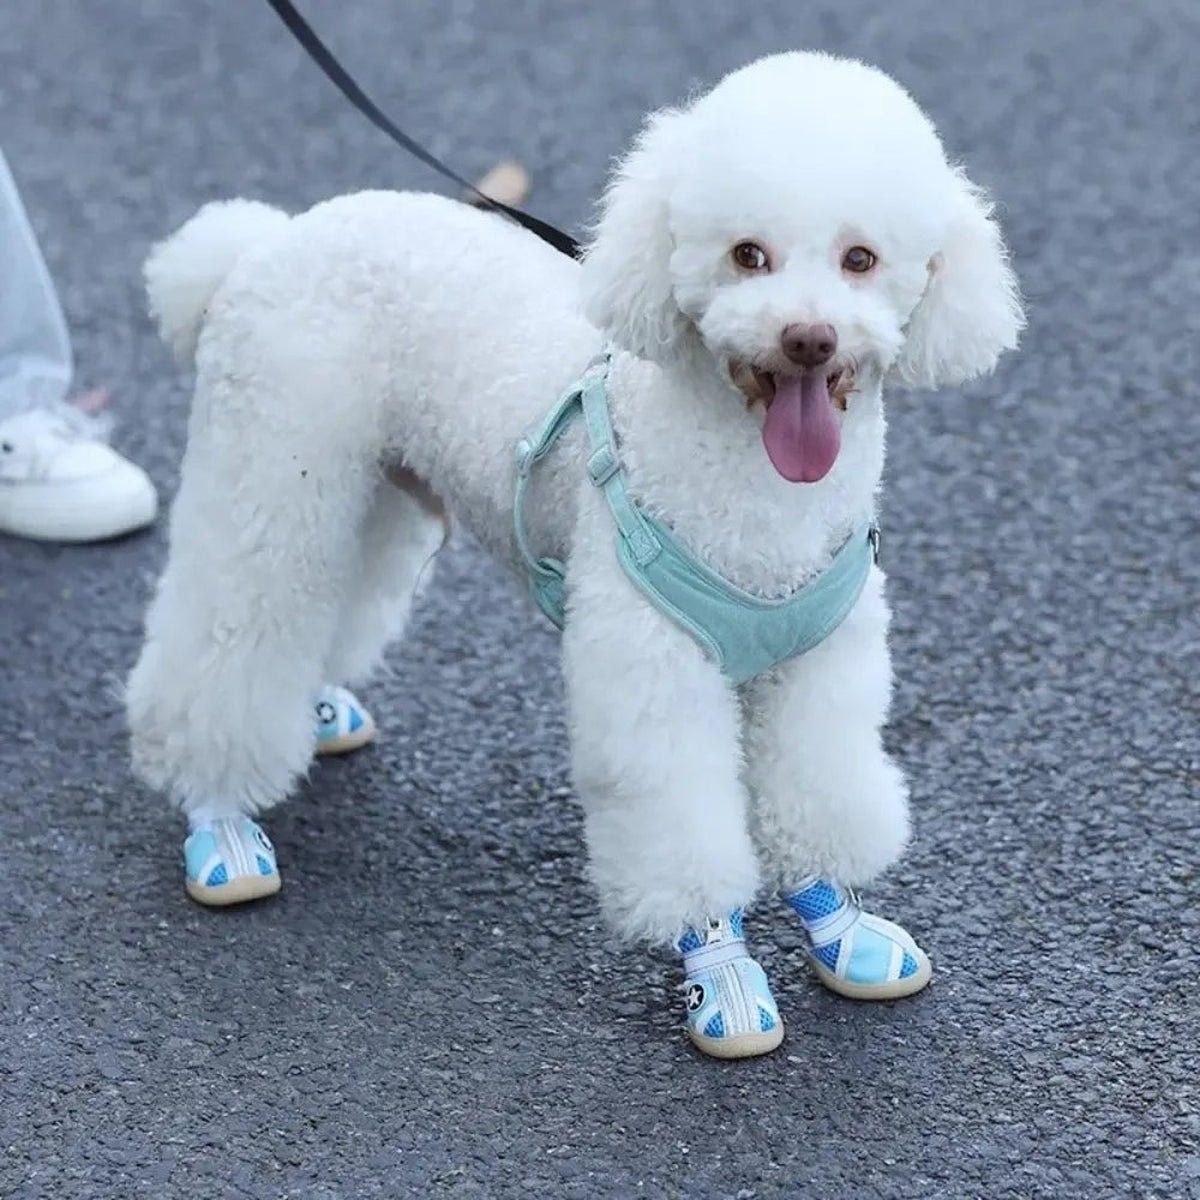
left=127, top=51, right=1021, bottom=1059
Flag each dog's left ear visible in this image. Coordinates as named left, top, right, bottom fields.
left=579, top=110, right=690, bottom=365
left=892, top=173, right=1024, bottom=389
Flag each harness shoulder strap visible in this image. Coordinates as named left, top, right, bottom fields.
left=578, top=373, right=661, bottom=568
left=513, top=361, right=659, bottom=626
left=513, top=383, right=585, bottom=626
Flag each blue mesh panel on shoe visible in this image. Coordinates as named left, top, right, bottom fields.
left=257, top=855, right=274, bottom=876
left=729, top=909, right=744, bottom=939
left=677, top=929, right=704, bottom=954
left=205, top=862, right=228, bottom=887
left=811, top=940, right=841, bottom=970
left=900, top=951, right=919, bottom=978
left=786, top=879, right=844, bottom=922
left=759, top=1007, right=776, bottom=1033
left=703, top=1012, right=725, bottom=1039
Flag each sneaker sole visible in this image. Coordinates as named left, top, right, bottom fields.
left=687, top=1022, right=785, bottom=1060
left=807, top=947, right=933, bottom=1000
left=186, top=871, right=282, bottom=907
left=315, top=713, right=377, bottom=756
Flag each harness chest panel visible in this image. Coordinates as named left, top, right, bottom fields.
left=513, top=364, right=875, bottom=685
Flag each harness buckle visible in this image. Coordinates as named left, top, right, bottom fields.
left=868, top=524, right=881, bottom=565
left=586, top=444, right=620, bottom=487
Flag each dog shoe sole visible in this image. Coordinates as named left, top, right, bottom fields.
left=186, top=871, right=281, bottom=907
left=687, top=1022, right=785, bottom=1060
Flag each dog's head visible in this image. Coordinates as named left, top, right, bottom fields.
left=580, top=51, right=1023, bottom=482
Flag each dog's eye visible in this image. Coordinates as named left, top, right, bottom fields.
left=842, top=246, right=877, bottom=274
left=731, top=241, right=770, bottom=272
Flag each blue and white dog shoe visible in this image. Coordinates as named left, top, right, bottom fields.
left=314, top=685, right=376, bottom=756
left=184, top=816, right=281, bottom=907
left=784, top=877, right=931, bottom=1000
left=678, top=912, right=784, bottom=1059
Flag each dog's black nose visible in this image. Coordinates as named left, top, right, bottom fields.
left=781, top=323, right=838, bottom=369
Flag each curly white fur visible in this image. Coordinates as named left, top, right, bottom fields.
left=127, top=51, right=1021, bottom=944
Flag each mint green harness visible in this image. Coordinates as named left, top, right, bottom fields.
left=513, top=362, right=877, bottom=686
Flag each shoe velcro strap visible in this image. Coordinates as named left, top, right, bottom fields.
left=805, top=900, right=862, bottom=948
left=683, top=938, right=750, bottom=974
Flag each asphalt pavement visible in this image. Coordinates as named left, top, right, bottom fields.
left=1, top=1, right=1197, bottom=1197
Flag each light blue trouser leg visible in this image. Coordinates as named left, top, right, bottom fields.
left=0, top=146, right=73, bottom=419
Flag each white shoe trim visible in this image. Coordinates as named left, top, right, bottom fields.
left=805, top=899, right=862, bottom=947
left=683, top=939, right=750, bottom=974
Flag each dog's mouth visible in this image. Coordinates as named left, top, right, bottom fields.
left=729, top=361, right=856, bottom=484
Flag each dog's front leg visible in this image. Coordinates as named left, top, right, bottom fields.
left=560, top=490, right=782, bottom=1058
left=743, top=568, right=931, bottom=1000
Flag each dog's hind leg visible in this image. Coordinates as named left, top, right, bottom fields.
left=321, top=466, right=448, bottom=691
left=306, top=470, right=446, bottom=757
left=126, top=338, right=384, bottom=905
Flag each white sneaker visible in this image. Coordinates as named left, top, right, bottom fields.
left=0, top=407, right=157, bottom=542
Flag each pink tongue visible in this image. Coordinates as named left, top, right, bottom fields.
left=761, top=372, right=841, bottom=483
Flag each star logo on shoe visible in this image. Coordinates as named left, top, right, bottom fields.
left=315, top=701, right=336, bottom=726
left=685, top=983, right=705, bottom=1012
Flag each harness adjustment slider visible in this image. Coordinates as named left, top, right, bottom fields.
left=586, top=444, right=620, bottom=487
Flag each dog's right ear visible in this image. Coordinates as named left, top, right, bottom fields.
left=579, top=110, right=689, bottom=365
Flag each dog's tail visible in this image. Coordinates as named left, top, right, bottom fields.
left=144, top=199, right=290, bottom=365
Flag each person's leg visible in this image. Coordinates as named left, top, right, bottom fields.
left=0, top=146, right=156, bottom=541
left=0, top=147, right=72, bottom=416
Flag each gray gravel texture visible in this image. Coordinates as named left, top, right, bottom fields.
left=1, top=1, right=1197, bottom=1197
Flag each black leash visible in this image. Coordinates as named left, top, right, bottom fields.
left=262, top=0, right=581, bottom=260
